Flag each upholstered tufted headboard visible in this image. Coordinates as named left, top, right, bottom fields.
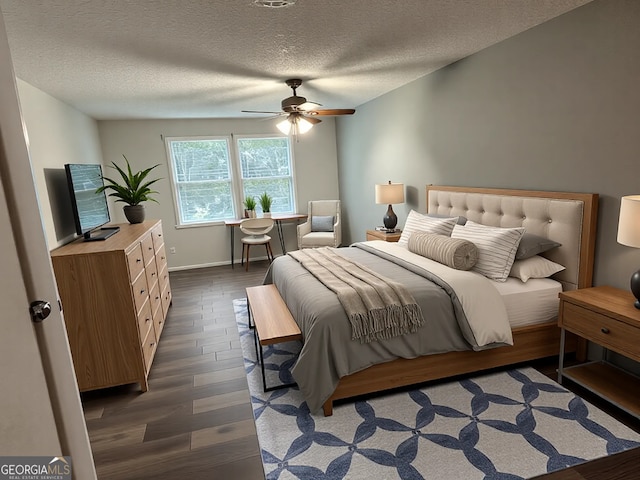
left=426, top=186, right=598, bottom=291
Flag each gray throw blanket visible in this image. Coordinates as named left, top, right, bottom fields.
left=288, top=247, right=424, bottom=343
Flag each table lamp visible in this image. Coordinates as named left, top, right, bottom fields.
left=617, top=195, right=640, bottom=309
left=375, top=181, right=405, bottom=232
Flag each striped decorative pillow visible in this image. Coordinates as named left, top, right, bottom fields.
left=398, top=210, right=457, bottom=246
left=451, top=221, right=525, bottom=282
left=408, top=232, right=478, bottom=270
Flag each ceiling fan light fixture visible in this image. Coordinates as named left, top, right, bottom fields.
left=276, top=114, right=314, bottom=136
left=253, top=0, right=296, bottom=7
left=276, top=118, right=292, bottom=135
left=297, top=116, right=314, bottom=134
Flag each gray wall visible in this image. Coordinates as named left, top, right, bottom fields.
left=17, top=79, right=104, bottom=250
left=336, top=0, right=640, bottom=291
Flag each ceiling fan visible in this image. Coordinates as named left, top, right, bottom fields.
left=242, top=79, right=356, bottom=135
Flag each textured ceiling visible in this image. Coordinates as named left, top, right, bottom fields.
left=0, top=0, right=592, bottom=120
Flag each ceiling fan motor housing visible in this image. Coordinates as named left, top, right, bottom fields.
left=281, top=95, right=307, bottom=112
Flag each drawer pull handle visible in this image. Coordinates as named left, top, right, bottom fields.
left=146, top=318, right=151, bottom=323
left=140, top=289, right=145, bottom=294
left=137, top=258, right=142, bottom=263
left=601, top=327, right=610, bottom=334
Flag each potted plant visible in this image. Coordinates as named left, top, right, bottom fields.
left=96, top=155, right=162, bottom=224
left=259, top=192, right=273, bottom=218
left=243, top=196, right=257, bottom=218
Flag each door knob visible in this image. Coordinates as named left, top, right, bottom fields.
left=30, top=300, right=52, bottom=323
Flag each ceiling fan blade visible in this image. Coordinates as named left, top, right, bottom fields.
left=242, top=110, right=283, bottom=114
left=307, top=109, right=356, bottom=116
left=297, top=101, right=322, bottom=112
left=302, top=115, right=322, bottom=125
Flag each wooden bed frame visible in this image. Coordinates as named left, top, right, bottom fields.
left=322, top=186, right=598, bottom=416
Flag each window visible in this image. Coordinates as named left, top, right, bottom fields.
left=165, top=135, right=296, bottom=226
left=237, top=136, right=294, bottom=214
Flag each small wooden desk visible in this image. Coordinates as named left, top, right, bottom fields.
left=225, top=213, right=307, bottom=268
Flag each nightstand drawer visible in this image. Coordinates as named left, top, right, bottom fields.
left=562, top=302, right=640, bottom=362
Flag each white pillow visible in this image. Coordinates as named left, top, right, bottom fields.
left=509, top=255, right=565, bottom=282
left=398, top=210, right=457, bottom=246
left=451, top=221, right=525, bottom=282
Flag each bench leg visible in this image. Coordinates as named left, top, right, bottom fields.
left=253, top=330, right=298, bottom=392
left=247, top=297, right=254, bottom=330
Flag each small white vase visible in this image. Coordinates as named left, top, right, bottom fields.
left=263, top=212, right=272, bottom=218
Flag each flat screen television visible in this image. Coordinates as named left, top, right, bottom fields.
left=64, top=163, right=119, bottom=241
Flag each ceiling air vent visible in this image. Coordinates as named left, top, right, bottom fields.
left=253, top=0, right=296, bottom=7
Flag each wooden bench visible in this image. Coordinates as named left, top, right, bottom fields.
left=246, top=284, right=302, bottom=391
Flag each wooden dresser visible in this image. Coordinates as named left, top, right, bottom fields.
left=51, top=220, right=171, bottom=392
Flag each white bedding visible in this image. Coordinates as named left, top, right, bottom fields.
left=493, top=277, right=562, bottom=329
left=367, top=241, right=514, bottom=347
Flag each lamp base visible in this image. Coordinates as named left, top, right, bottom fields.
left=631, top=269, right=640, bottom=309
left=383, top=205, right=398, bottom=230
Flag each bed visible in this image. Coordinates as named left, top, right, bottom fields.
left=265, top=185, right=598, bottom=416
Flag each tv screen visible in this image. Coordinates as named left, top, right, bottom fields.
left=64, top=164, right=118, bottom=241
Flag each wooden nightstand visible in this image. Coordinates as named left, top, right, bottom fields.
left=558, top=286, right=640, bottom=418
left=366, top=229, right=401, bottom=242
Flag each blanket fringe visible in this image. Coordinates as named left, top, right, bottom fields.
left=349, top=304, right=423, bottom=343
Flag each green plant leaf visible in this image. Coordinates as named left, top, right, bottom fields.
left=95, top=155, right=162, bottom=205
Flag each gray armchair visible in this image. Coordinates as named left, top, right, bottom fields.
left=297, top=200, right=342, bottom=249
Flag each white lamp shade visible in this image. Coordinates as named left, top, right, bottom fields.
left=276, top=114, right=314, bottom=135
left=375, top=183, right=405, bottom=205
left=617, top=195, right=640, bottom=248
left=297, top=116, right=313, bottom=134
left=276, top=118, right=291, bottom=135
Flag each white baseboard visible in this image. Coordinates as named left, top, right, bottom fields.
left=167, top=255, right=271, bottom=272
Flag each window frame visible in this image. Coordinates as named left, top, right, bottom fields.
left=164, top=135, right=236, bottom=228
left=232, top=133, right=298, bottom=217
left=164, top=133, right=297, bottom=228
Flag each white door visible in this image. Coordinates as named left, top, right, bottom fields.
left=0, top=10, right=96, bottom=479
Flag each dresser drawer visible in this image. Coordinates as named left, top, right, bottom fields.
left=152, top=298, right=165, bottom=339
left=149, top=280, right=162, bottom=318
left=136, top=299, right=154, bottom=340
left=155, top=243, right=167, bottom=272
left=141, top=233, right=155, bottom=266
left=561, top=302, right=640, bottom=362
left=152, top=223, right=165, bottom=251
left=145, top=257, right=158, bottom=290
left=126, top=243, right=145, bottom=281
left=141, top=327, right=157, bottom=373
left=161, top=282, right=172, bottom=318
left=131, top=270, right=150, bottom=315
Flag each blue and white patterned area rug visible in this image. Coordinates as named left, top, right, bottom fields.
left=233, top=298, right=640, bottom=480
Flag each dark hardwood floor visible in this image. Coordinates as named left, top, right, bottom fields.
left=81, top=261, right=640, bottom=480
